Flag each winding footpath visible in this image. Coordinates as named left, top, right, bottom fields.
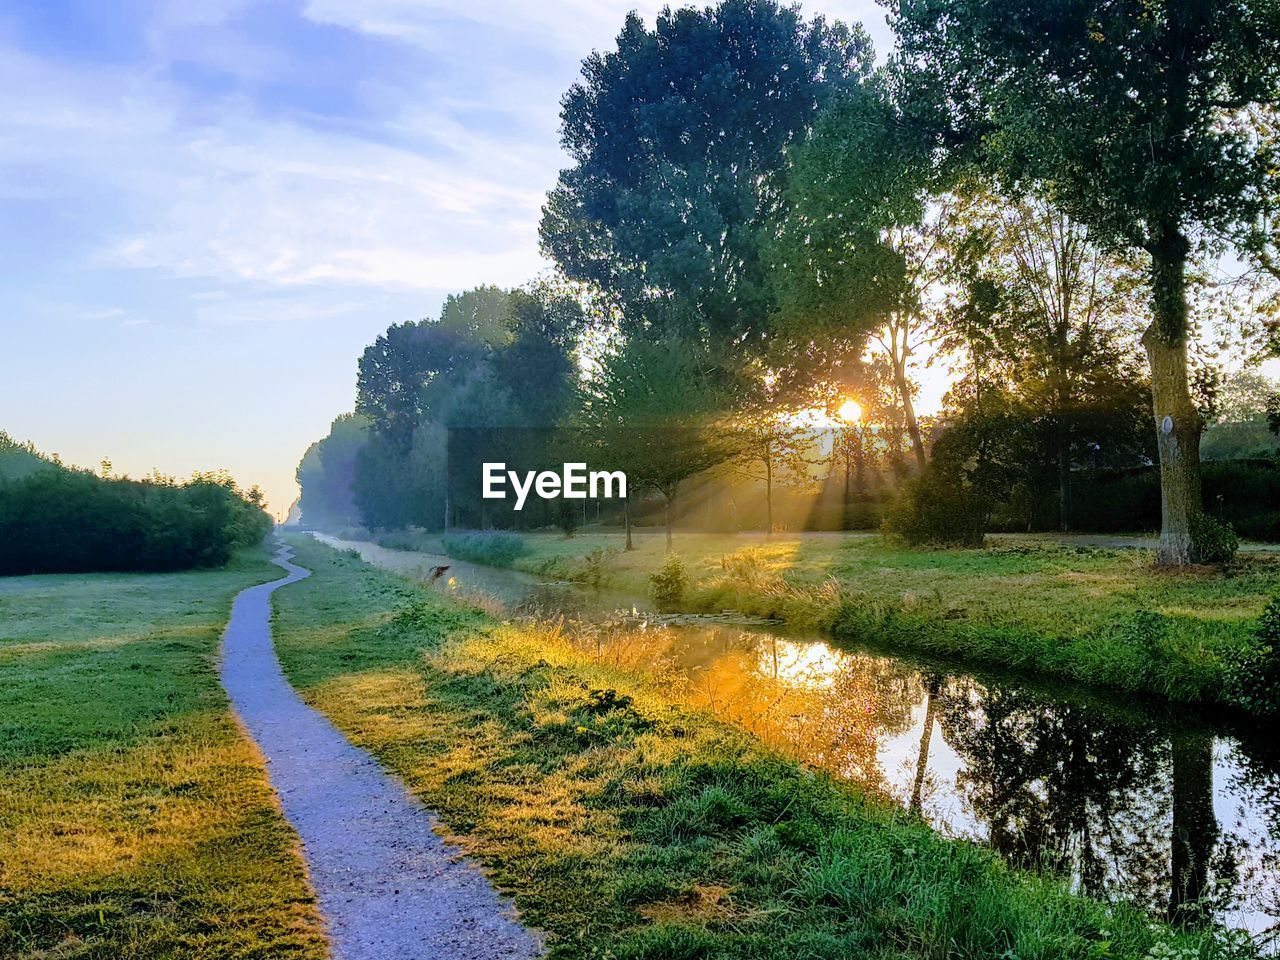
left=219, top=541, right=542, bottom=960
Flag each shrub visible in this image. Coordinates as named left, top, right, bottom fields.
left=649, top=554, right=688, bottom=611
left=0, top=469, right=270, bottom=574
left=1190, top=514, right=1239, bottom=565
left=1069, top=459, right=1280, bottom=540
left=574, top=548, right=617, bottom=590
left=556, top=498, right=581, bottom=538
left=440, top=530, right=526, bottom=567
left=1225, top=597, right=1280, bottom=716
left=885, top=471, right=987, bottom=547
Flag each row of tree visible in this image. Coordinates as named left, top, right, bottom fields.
left=300, top=0, right=1280, bottom=564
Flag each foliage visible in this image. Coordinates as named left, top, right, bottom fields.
left=1189, top=514, right=1240, bottom=566
left=0, top=431, right=57, bottom=482
left=1069, top=461, right=1280, bottom=542
left=577, top=336, right=739, bottom=546
left=0, top=551, right=326, bottom=958
left=649, top=554, right=688, bottom=611
left=296, top=412, right=369, bottom=530
left=0, top=463, right=271, bottom=575
left=349, top=283, right=584, bottom=531
left=541, top=0, right=872, bottom=359
left=440, top=531, right=527, bottom=568
left=1225, top=596, right=1280, bottom=716
left=773, top=80, right=948, bottom=467
left=891, top=0, right=1280, bottom=563
left=885, top=468, right=988, bottom=547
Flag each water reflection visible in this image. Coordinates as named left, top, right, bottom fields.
left=312, top=534, right=1280, bottom=948
left=644, top=623, right=1280, bottom=946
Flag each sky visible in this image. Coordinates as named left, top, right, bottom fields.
left=0, top=0, right=897, bottom=516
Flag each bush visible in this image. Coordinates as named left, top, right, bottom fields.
left=1069, top=459, right=1280, bottom=540
left=885, top=471, right=988, bottom=547
left=440, top=530, right=527, bottom=567
left=575, top=548, right=617, bottom=590
left=1225, top=597, right=1280, bottom=716
left=556, top=498, right=581, bottom=538
left=1190, top=514, right=1239, bottom=565
left=0, top=469, right=270, bottom=574
left=649, top=554, right=688, bottom=611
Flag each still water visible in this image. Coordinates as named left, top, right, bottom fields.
left=312, top=534, right=1280, bottom=948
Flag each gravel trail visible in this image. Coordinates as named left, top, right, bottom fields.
left=219, top=541, right=542, bottom=960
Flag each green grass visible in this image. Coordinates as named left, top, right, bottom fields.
left=272, top=534, right=1247, bottom=960
left=0, top=548, right=326, bottom=960
left=381, top=529, right=1280, bottom=705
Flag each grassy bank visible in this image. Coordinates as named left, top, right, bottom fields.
left=374, top=529, right=1280, bottom=705
left=0, top=548, right=326, bottom=959
left=272, top=534, right=1244, bottom=959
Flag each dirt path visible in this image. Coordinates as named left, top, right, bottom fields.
left=219, top=541, right=542, bottom=960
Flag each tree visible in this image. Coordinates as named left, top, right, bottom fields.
left=296, top=413, right=370, bottom=530
left=579, top=337, right=735, bottom=550
left=541, top=0, right=873, bottom=364
left=355, top=321, right=485, bottom=449
left=775, top=79, right=950, bottom=470
left=733, top=406, right=810, bottom=535
left=348, top=284, right=584, bottom=532
left=891, top=0, right=1280, bottom=563
left=951, top=197, right=1151, bottom=529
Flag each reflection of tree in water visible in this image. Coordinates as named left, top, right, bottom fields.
left=1219, top=736, right=1280, bottom=948
left=592, top=618, right=1275, bottom=938
left=677, top=630, right=916, bottom=795
left=935, top=680, right=1177, bottom=909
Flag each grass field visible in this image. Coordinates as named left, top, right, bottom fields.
left=272, top=534, right=1243, bottom=960
left=0, top=548, right=326, bottom=960
left=377, top=528, right=1280, bottom=705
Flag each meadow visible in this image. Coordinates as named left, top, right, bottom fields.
left=0, top=549, right=326, bottom=959
left=378, top=528, right=1280, bottom=705
left=270, top=534, right=1244, bottom=959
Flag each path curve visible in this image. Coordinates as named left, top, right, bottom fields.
left=220, top=541, right=542, bottom=960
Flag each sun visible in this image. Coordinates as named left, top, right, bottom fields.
left=836, top=399, right=862, bottom=423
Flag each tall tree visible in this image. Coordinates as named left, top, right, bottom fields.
left=541, top=0, right=873, bottom=365
left=775, top=78, right=949, bottom=470
left=296, top=413, right=370, bottom=530
left=891, top=0, right=1280, bottom=564
left=957, top=197, right=1150, bottom=529
left=579, top=337, right=735, bottom=550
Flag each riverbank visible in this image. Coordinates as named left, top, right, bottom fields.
left=0, top=547, right=326, bottom=959
left=273, top=534, right=1245, bottom=959
left=372, top=528, right=1280, bottom=706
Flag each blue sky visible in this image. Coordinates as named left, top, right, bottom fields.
left=0, top=0, right=890, bottom=514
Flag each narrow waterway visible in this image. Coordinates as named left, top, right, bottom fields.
left=313, top=533, right=1280, bottom=950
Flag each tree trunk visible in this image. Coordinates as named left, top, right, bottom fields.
left=765, top=457, right=773, bottom=536
left=623, top=494, right=634, bottom=551
left=1057, top=420, right=1071, bottom=533
left=1169, top=732, right=1217, bottom=928
left=910, top=678, right=940, bottom=814
left=893, top=356, right=927, bottom=471
left=664, top=485, right=677, bottom=552
left=1143, top=232, right=1204, bottom=566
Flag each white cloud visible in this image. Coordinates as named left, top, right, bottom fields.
left=301, top=0, right=666, bottom=54
left=0, top=39, right=553, bottom=294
